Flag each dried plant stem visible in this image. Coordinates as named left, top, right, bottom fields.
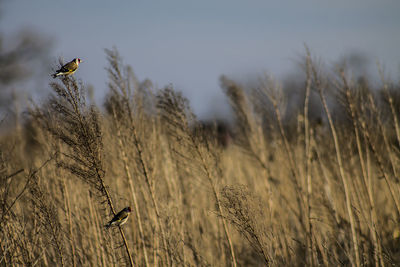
left=312, top=65, right=361, bottom=267
left=132, top=128, right=171, bottom=266
left=62, top=178, right=76, bottom=267
left=378, top=65, right=400, bottom=148
left=362, top=96, right=400, bottom=218
left=30, top=175, right=65, bottom=267
left=88, top=192, right=103, bottom=266
left=38, top=76, right=134, bottom=267
left=191, top=140, right=238, bottom=267
left=387, top=93, right=400, bottom=146
left=339, top=71, right=384, bottom=267
left=105, top=48, right=169, bottom=265
left=69, top=82, right=134, bottom=267
left=52, top=223, right=65, bottom=265
left=157, top=88, right=238, bottom=266
left=96, top=175, right=134, bottom=267
left=380, top=80, right=400, bottom=214
left=270, top=95, right=299, bottom=182
left=111, top=107, right=150, bottom=267
left=217, top=188, right=238, bottom=267
left=267, top=84, right=306, bottom=236
left=121, top=92, right=170, bottom=266
left=0, top=168, right=25, bottom=225
left=153, top=232, right=158, bottom=266
left=303, top=51, right=316, bottom=266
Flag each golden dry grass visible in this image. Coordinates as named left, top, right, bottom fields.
left=0, top=49, right=399, bottom=266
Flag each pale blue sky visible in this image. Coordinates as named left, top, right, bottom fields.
left=2, top=0, right=400, bottom=117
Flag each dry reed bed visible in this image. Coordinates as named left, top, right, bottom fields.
left=0, top=49, right=399, bottom=266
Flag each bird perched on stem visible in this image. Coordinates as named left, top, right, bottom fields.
left=105, top=207, right=132, bottom=228
left=52, top=58, right=82, bottom=78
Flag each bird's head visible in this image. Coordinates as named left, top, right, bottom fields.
left=75, top=58, right=82, bottom=64
left=124, top=207, right=132, bottom=213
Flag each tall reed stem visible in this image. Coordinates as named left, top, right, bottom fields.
left=311, top=63, right=361, bottom=267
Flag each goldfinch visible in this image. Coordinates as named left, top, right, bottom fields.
left=52, top=58, right=82, bottom=78
left=105, top=207, right=132, bottom=228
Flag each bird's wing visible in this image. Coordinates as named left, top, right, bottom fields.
left=117, top=211, right=129, bottom=221
left=109, top=210, right=128, bottom=223
left=59, top=61, right=78, bottom=72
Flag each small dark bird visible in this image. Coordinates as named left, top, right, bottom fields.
left=52, top=58, right=82, bottom=78
left=105, top=207, right=132, bottom=228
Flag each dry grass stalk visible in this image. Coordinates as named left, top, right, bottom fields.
left=336, top=68, right=384, bottom=266
left=30, top=69, right=134, bottom=266
left=220, top=185, right=270, bottom=265
left=157, top=87, right=238, bottom=267
left=29, top=173, right=65, bottom=267
left=303, top=49, right=316, bottom=265
left=105, top=48, right=150, bottom=267
left=310, top=58, right=361, bottom=267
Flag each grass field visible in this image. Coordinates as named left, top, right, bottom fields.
left=1, top=49, right=399, bottom=266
